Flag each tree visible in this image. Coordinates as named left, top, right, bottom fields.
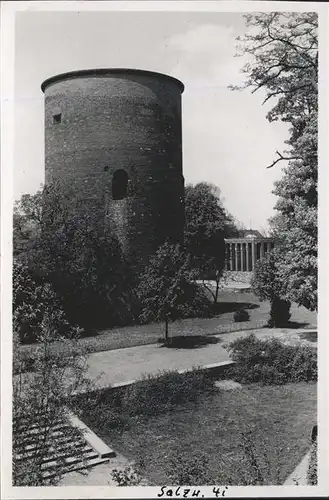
left=224, top=213, right=245, bottom=238
left=184, top=183, right=237, bottom=302
left=269, top=160, right=317, bottom=311
left=251, top=252, right=291, bottom=327
left=13, top=189, right=43, bottom=256
left=19, top=183, right=137, bottom=329
left=31, top=216, right=136, bottom=329
left=137, top=243, right=211, bottom=341
left=13, top=258, right=73, bottom=343
left=233, top=12, right=318, bottom=311
left=13, top=309, right=93, bottom=485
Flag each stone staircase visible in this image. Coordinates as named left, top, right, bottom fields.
left=14, top=411, right=116, bottom=482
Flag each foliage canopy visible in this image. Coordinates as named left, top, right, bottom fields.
left=234, top=12, right=318, bottom=311
left=137, top=242, right=211, bottom=339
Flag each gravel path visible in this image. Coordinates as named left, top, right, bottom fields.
left=85, top=327, right=316, bottom=390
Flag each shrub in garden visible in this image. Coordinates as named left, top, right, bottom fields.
left=111, top=456, right=146, bottom=486
left=251, top=253, right=291, bottom=327
left=111, top=465, right=144, bottom=486
left=233, top=308, right=250, bottom=322
left=13, top=190, right=43, bottom=257
left=29, top=214, right=138, bottom=330
left=13, top=312, right=92, bottom=486
left=121, top=369, right=214, bottom=417
left=18, top=183, right=139, bottom=331
left=268, top=298, right=291, bottom=327
left=227, top=334, right=317, bottom=384
left=13, top=259, right=74, bottom=343
left=71, top=390, right=129, bottom=432
left=72, top=369, right=214, bottom=434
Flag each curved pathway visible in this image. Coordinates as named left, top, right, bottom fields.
left=85, top=327, right=316, bottom=391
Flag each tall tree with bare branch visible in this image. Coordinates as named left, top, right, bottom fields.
left=232, top=12, right=318, bottom=310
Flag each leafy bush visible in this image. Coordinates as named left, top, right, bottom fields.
left=252, top=253, right=291, bottom=327
left=268, top=298, right=291, bottom=327
left=307, top=440, right=317, bottom=485
left=251, top=253, right=281, bottom=301
left=121, top=369, right=214, bottom=417
left=18, top=183, right=139, bottom=330
left=71, top=391, right=128, bottom=432
left=72, top=369, right=214, bottom=434
left=233, top=308, right=250, bottom=322
left=227, top=334, right=317, bottom=385
left=28, top=214, right=138, bottom=330
left=13, top=190, right=43, bottom=257
left=13, top=312, right=92, bottom=486
left=13, top=259, right=74, bottom=343
left=111, top=465, right=143, bottom=486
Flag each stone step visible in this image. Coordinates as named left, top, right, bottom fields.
left=42, top=444, right=95, bottom=466
left=67, top=411, right=116, bottom=459
left=15, top=432, right=84, bottom=453
left=15, top=419, right=65, bottom=433
left=16, top=426, right=77, bottom=446
left=17, top=422, right=72, bottom=438
left=15, top=439, right=87, bottom=462
left=41, top=448, right=99, bottom=472
left=42, top=456, right=111, bottom=481
left=14, top=414, right=64, bottom=428
left=14, top=410, right=116, bottom=482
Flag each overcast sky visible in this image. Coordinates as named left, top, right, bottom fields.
left=14, top=10, right=290, bottom=231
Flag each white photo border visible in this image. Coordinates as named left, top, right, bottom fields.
left=1, top=1, right=328, bottom=498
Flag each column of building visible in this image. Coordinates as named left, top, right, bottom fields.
left=260, top=242, right=265, bottom=259
left=234, top=242, right=238, bottom=271
left=246, top=242, right=249, bottom=272
left=251, top=241, right=256, bottom=271
left=229, top=243, right=233, bottom=271
left=225, top=238, right=275, bottom=272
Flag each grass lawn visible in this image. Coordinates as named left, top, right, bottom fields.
left=19, top=291, right=316, bottom=364
left=88, top=382, right=317, bottom=485
left=18, top=290, right=266, bottom=362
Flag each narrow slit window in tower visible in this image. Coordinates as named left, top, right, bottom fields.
left=112, top=169, right=128, bottom=200
left=53, top=113, right=62, bottom=124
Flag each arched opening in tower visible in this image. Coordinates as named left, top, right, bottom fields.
left=112, top=169, right=128, bottom=200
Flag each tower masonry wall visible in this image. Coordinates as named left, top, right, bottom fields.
left=43, top=70, right=185, bottom=267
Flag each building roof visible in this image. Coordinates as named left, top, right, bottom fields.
left=41, top=68, right=185, bottom=93
left=238, top=230, right=264, bottom=238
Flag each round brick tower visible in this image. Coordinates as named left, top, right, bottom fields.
left=42, top=69, right=185, bottom=268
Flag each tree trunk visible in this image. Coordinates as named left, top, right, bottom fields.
left=202, top=279, right=215, bottom=303
left=214, top=272, right=221, bottom=303
left=165, top=319, right=169, bottom=342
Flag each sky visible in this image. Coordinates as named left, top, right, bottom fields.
left=14, top=10, right=290, bottom=231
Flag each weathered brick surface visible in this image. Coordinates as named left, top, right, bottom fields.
left=42, top=69, right=185, bottom=267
